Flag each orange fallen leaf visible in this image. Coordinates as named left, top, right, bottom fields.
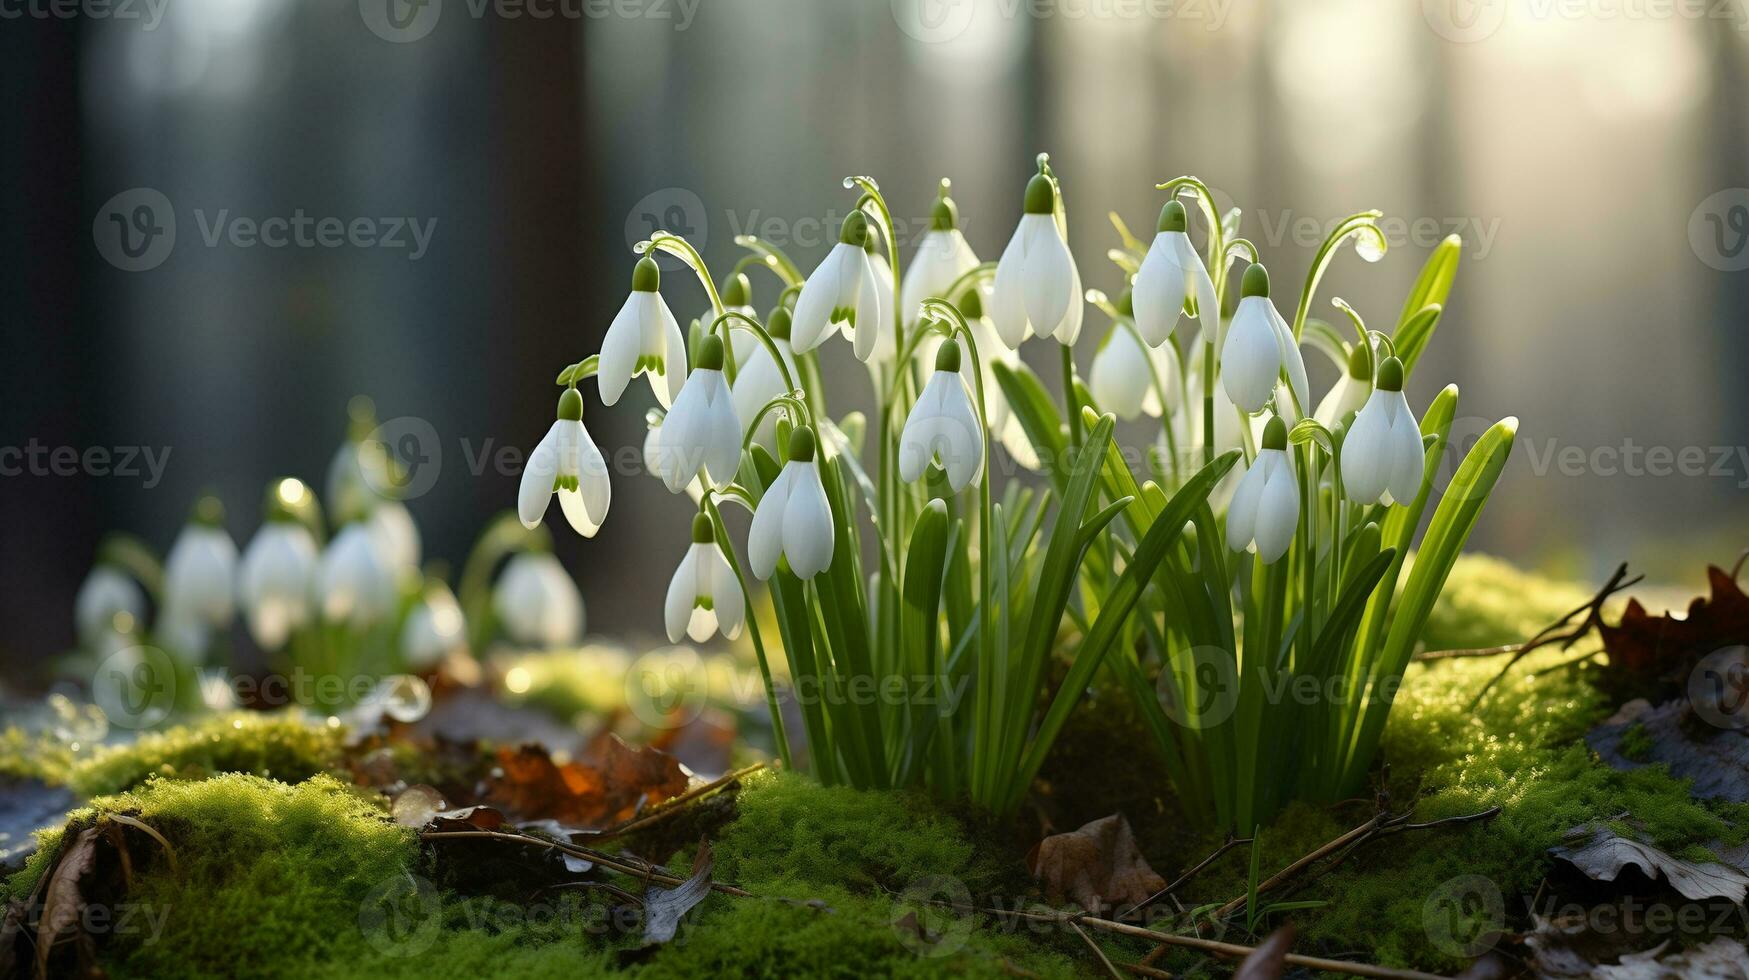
left=1026, top=813, right=1165, bottom=911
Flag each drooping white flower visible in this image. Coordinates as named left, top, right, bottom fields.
left=916, top=286, right=1039, bottom=471
left=664, top=512, right=745, bottom=643
left=1132, top=200, right=1219, bottom=348
left=730, top=305, right=801, bottom=451
left=598, top=256, right=688, bottom=408
left=719, top=270, right=758, bottom=354
left=991, top=172, right=1083, bottom=348
left=1090, top=291, right=1183, bottom=422
left=899, top=340, right=985, bottom=492
left=493, top=550, right=583, bottom=648
left=644, top=416, right=703, bottom=503
left=650, top=334, right=743, bottom=493
left=1341, top=356, right=1425, bottom=506
left=1314, top=343, right=1374, bottom=429
left=402, top=580, right=465, bottom=669
left=748, top=427, right=835, bottom=580
left=518, top=387, right=612, bottom=537
left=900, top=191, right=980, bottom=328
left=1226, top=416, right=1299, bottom=563
left=865, top=236, right=899, bottom=366
left=368, top=499, right=421, bottom=571
left=1220, top=263, right=1310, bottom=415
left=163, top=498, right=238, bottom=628
left=792, top=210, right=886, bottom=361
left=237, top=510, right=319, bottom=651
left=75, top=563, right=146, bottom=646
left=316, top=522, right=396, bottom=628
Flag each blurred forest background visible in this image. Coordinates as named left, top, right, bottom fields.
left=3, top=0, right=1747, bottom=675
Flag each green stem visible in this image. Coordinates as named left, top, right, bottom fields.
left=709, top=310, right=798, bottom=394
left=731, top=236, right=804, bottom=286
left=705, top=494, right=792, bottom=770
left=1290, top=212, right=1385, bottom=341
left=1061, top=343, right=1081, bottom=449
left=643, top=232, right=725, bottom=317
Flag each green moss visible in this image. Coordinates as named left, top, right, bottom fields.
left=0, top=725, right=76, bottom=784
left=65, top=712, right=347, bottom=797
left=1619, top=722, right=1655, bottom=762
left=1415, top=553, right=1591, bottom=651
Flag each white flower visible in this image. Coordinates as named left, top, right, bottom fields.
left=368, top=500, right=420, bottom=571
left=917, top=286, right=1039, bottom=471
left=493, top=551, right=583, bottom=648
left=865, top=242, right=898, bottom=365
left=1314, top=344, right=1373, bottom=429
left=1090, top=299, right=1183, bottom=422
left=316, top=522, right=396, bottom=627
left=1131, top=200, right=1219, bottom=348
left=644, top=418, right=703, bottom=503
left=1220, top=264, right=1310, bottom=415
left=991, top=174, right=1082, bottom=348
left=899, top=201, right=979, bottom=329
left=1342, top=356, right=1425, bottom=506
left=792, top=210, right=886, bottom=361
left=664, top=513, right=745, bottom=643
left=730, top=307, right=801, bottom=451
left=748, top=427, right=835, bottom=580
left=75, top=564, right=146, bottom=645
left=238, top=518, right=319, bottom=651
left=402, top=581, right=465, bottom=669
left=899, top=340, right=985, bottom=492
left=650, top=335, right=743, bottom=493
left=598, top=256, right=687, bottom=408
left=163, top=502, right=238, bottom=628
left=518, top=387, right=612, bottom=537
left=1226, top=418, right=1299, bottom=564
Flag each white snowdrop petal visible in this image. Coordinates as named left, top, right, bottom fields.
left=1179, top=234, right=1221, bottom=348
left=1267, top=303, right=1311, bottom=416
left=597, top=294, right=642, bottom=406
left=1341, top=393, right=1393, bottom=503
left=1091, top=328, right=1153, bottom=421
left=1254, top=460, right=1300, bottom=564
left=518, top=424, right=560, bottom=529
left=990, top=224, right=1031, bottom=348
left=1225, top=459, right=1266, bottom=553
left=792, top=249, right=844, bottom=352
left=664, top=546, right=698, bottom=644
left=710, top=548, right=744, bottom=640
left=1132, top=235, right=1188, bottom=347
left=851, top=251, right=883, bottom=363
left=1054, top=251, right=1084, bottom=345
left=783, top=462, right=836, bottom=579
left=746, top=464, right=795, bottom=579
left=1019, top=216, right=1072, bottom=340
left=941, top=375, right=985, bottom=491
left=1221, top=299, right=1282, bottom=414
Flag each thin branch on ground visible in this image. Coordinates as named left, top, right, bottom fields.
left=421, top=827, right=752, bottom=897
left=1070, top=920, right=1125, bottom=979
left=594, top=761, right=767, bottom=840
left=1120, top=833, right=1254, bottom=919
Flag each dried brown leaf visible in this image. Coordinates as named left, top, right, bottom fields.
left=34, top=826, right=100, bottom=979
left=1233, top=924, right=1294, bottom=980
left=484, top=735, right=688, bottom=829
left=641, top=841, right=713, bottom=944
left=1598, top=564, right=1749, bottom=704
left=1026, top=813, right=1165, bottom=911
left=1550, top=822, right=1749, bottom=903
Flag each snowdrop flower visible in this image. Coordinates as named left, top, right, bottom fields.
left=917, top=287, right=1038, bottom=471
left=75, top=563, right=146, bottom=646
left=1090, top=290, right=1183, bottom=422
left=748, top=427, right=835, bottom=580
left=664, top=512, right=745, bottom=643
left=720, top=272, right=759, bottom=365
left=1314, top=343, right=1373, bottom=430
left=650, top=335, right=743, bottom=493
left=163, top=496, right=238, bottom=628
left=1132, top=200, right=1219, bottom=348
left=899, top=190, right=979, bottom=330
left=1226, top=417, right=1299, bottom=563
left=1342, top=356, right=1425, bottom=506
left=493, top=550, right=583, bottom=648
left=731, top=304, right=801, bottom=451
left=991, top=171, right=1083, bottom=348
left=316, top=522, right=396, bottom=628
left=864, top=229, right=899, bottom=365
left=1220, top=264, right=1310, bottom=415
left=599, top=256, right=687, bottom=408
left=368, top=499, right=421, bottom=571
left=899, top=339, right=985, bottom=492
left=518, top=386, right=612, bottom=537
left=644, top=416, right=703, bottom=503
left=792, top=210, right=886, bottom=361
left=238, top=484, right=321, bottom=650
left=402, top=581, right=465, bottom=669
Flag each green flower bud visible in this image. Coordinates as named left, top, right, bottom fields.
left=935, top=338, right=962, bottom=373
left=1262, top=415, right=1288, bottom=451
left=1158, top=200, right=1187, bottom=234
left=691, top=511, right=715, bottom=544
left=957, top=287, right=984, bottom=320
left=787, top=426, right=817, bottom=463
left=1023, top=173, right=1056, bottom=215
left=557, top=386, right=583, bottom=421
left=632, top=255, right=661, bottom=293
left=722, top=272, right=751, bottom=308
left=839, top=209, right=870, bottom=248
left=191, top=493, right=225, bottom=527
left=1115, top=288, right=1135, bottom=318
left=1241, top=263, right=1270, bottom=299
left=932, top=195, right=958, bottom=231
left=696, top=334, right=725, bottom=372
left=766, top=305, right=792, bottom=341
left=1346, top=343, right=1372, bottom=380
left=1375, top=356, right=1405, bottom=392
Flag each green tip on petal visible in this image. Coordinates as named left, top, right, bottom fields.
left=696, top=334, right=725, bottom=372
left=766, top=305, right=792, bottom=341
left=691, top=511, right=715, bottom=544
left=191, top=494, right=225, bottom=527
left=1158, top=200, right=1187, bottom=234
left=632, top=255, right=661, bottom=292
left=1262, top=415, right=1288, bottom=451
left=787, top=426, right=816, bottom=463
left=1375, top=356, right=1404, bottom=392
left=1115, top=287, right=1135, bottom=318
left=557, top=386, right=583, bottom=421
left=934, top=338, right=962, bottom=373
left=956, top=287, right=983, bottom=320
left=722, top=272, right=751, bottom=307
left=1023, top=173, right=1055, bottom=215
left=1346, top=343, right=1372, bottom=380
left=931, top=195, right=958, bottom=231
left=839, top=209, right=870, bottom=248
left=1241, top=263, right=1270, bottom=299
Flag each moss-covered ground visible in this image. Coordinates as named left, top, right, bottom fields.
left=6, top=554, right=1740, bottom=976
